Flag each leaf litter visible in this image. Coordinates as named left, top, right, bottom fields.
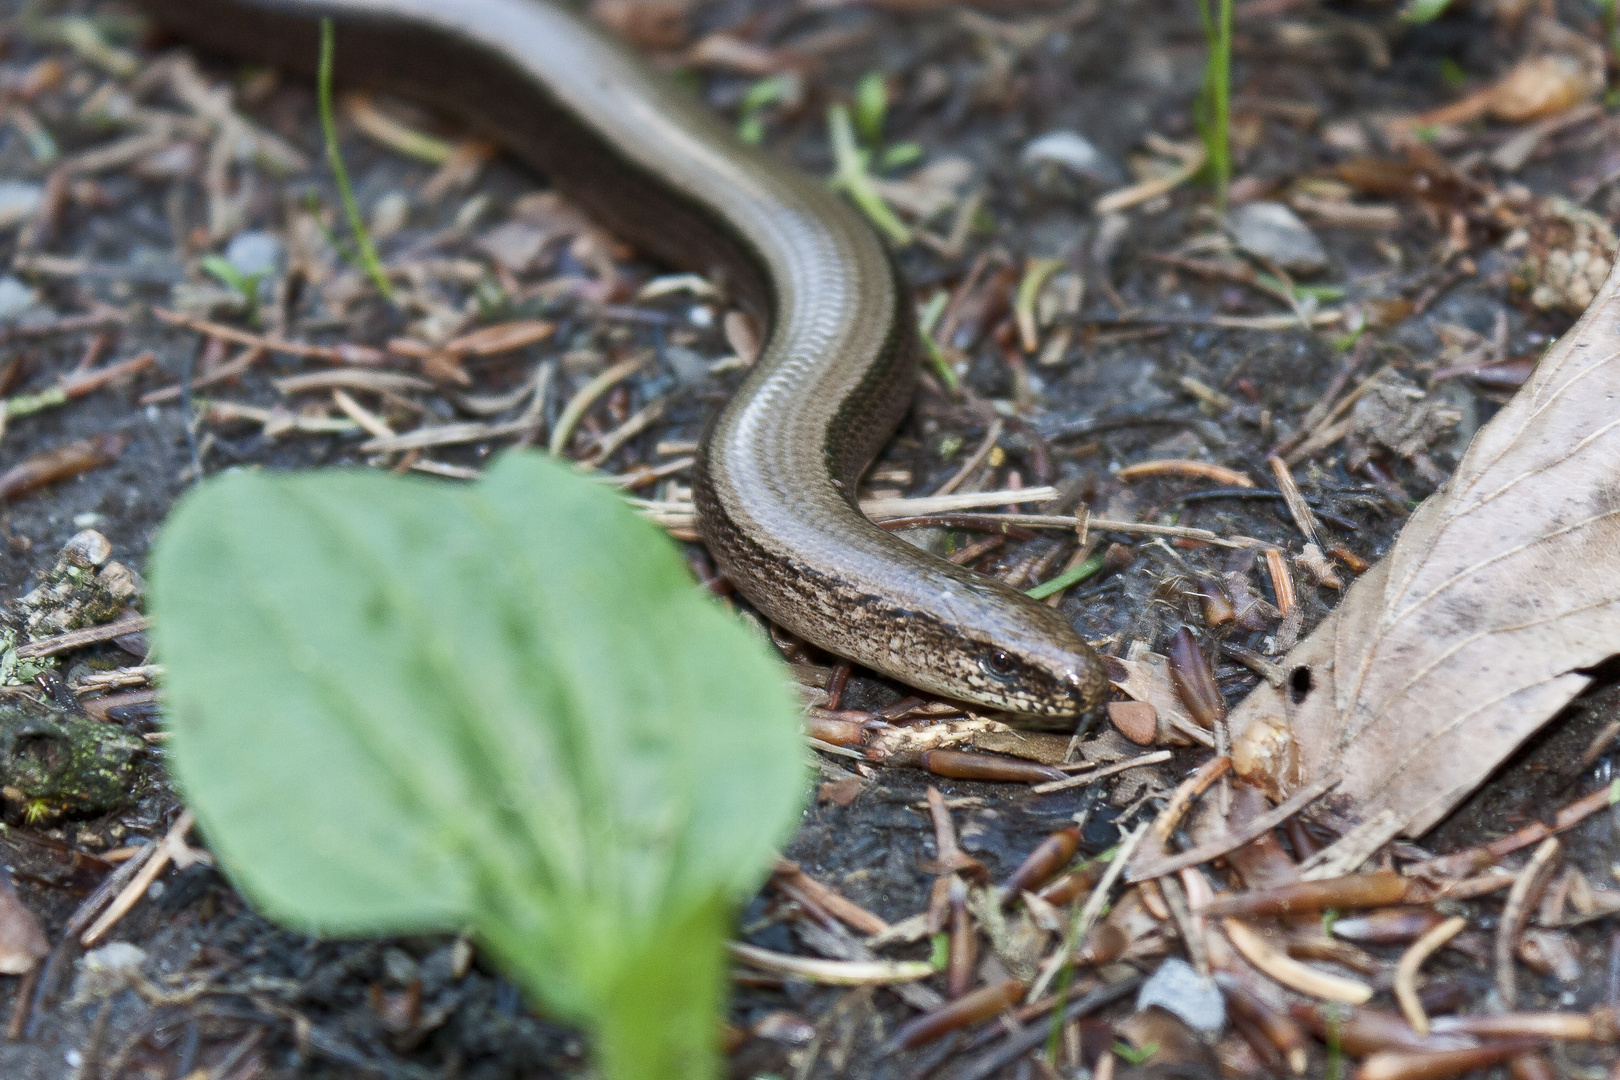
left=2, top=0, right=1620, bottom=1076
left=1231, top=259, right=1620, bottom=848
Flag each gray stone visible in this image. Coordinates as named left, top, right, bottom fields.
left=1230, top=201, right=1329, bottom=275
left=1136, top=957, right=1225, bottom=1034
left=1021, top=130, right=1125, bottom=187
left=223, top=229, right=284, bottom=279
left=0, top=277, right=39, bottom=322
left=0, top=181, right=43, bottom=230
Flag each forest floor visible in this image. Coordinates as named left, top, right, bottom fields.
left=0, top=0, right=1617, bottom=1076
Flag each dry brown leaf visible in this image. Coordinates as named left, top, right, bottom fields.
left=1230, top=259, right=1620, bottom=850
left=0, top=873, right=48, bottom=974
left=1390, top=53, right=1601, bottom=136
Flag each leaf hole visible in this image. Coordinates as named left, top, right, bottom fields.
left=1288, top=666, right=1313, bottom=705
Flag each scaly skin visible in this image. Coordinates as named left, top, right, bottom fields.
left=138, top=0, right=1108, bottom=723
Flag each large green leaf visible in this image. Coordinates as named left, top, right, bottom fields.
left=149, top=451, right=806, bottom=1079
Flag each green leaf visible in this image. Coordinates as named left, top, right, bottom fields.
left=854, top=70, right=888, bottom=145
left=826, top=104, right=911, bottom=246
left=880, top=142, right=923, bottom=170
left=1025, top=551, right=1105, bottom=601
left=1401, top=0, right=1454, bottom=22
left=149, top=451, right=807, bottom=1080
left=1113, top=1042, right=1159, bottom=1065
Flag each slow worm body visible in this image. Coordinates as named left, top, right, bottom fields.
left=141, top=0, right=1107, bottom=722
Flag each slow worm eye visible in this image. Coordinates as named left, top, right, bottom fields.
left=981, top=651, right=1015, bottom=679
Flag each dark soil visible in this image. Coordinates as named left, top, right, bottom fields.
left=0, top=0, right=1617, bottom=1076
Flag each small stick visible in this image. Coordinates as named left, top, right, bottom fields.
left=16, top=615, right=149, bottom=660
left=1223, top=918, right=1373, bottom=1003
left=1266, top=456, right=1320, bottom=546
left=772, top=859, right=888, bottom=936
left=1158, top=873, right=1207, bottom=975
left=924, top=786, right=983, bottom=877
left=936, top=977, right=1142, bottom=1080
left=936, top=418, right=1004, bottom=496
left=1130, top=772, right=1341, bottom=881
left=3, top=352, right=155, bottom=421
left=1393, top=915, right=1466, bottom=1037
left=140, top=346, right=268, bottom=405
left=1433, top=1009, right=1619, bottom=1042
left=1029, top=750, right=1172, bottom=795
left=1146, top=755, right=1232, bottom=848
left=1116, top=459, right=1255, bottom=487
left=81, top=811, right=196, bottom=947
left=0, top=311, right=125, bottom=347
left=888, top=978, right=1024, bottom=1052
left=1497, top=838, right=1560, bottom=1009
left=728, top=942, right=934, bottom=985
left=1415, top=785, right=1614, bottom=879
left=1028, top=821, right=1149, bottom=1002
left=151, top=307, right=387, bottom=365
left=548, top=354, right=647, bottom=456
left=1355, top=1039, right=1545, bottom=1080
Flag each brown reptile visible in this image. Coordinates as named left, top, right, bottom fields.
left=138, top=0, right=1108, bottom=724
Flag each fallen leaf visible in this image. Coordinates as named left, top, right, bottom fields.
left=1390, top=53, right=1602, bottom=135
left=1102, top=649, right=1212, bottom=749
left=587, top=0, right=690, bottom=50
left=0, top=432, right=128, bottom=502
left=1230, top=259, right=1620, bottom=847
left=443, top=318, right=554, bottom=357
left=0, top=871, right=48, bottom=974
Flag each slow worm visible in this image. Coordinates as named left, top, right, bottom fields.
left=139, top=0, right=1107, bottom=722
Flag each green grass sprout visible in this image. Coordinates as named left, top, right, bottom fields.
left=200, top=255, right=265, bottom=317
left=917, top=290, right=960, bottom=391
left=880, top=141, right=923, bottom=170
left=1113, top=1042, right=1159, bottom=1066
left=1026, top=551, right=1106, bottom=601
left=1194, top=0, right=1234, bottom=212
left=1401, top=0, right=1454, bottom=22
left=1325, top=1001, right=1345, bottom=1080
left=855, top=70, right=888, bottom=145
left=318, top=18, right=394, bottom=302
left=737, top=74, right=797, bottom=145
left=827, top=103, right=911, bottom=245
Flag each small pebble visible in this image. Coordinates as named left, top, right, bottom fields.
left=1229, top=201, right=1328, bottom=275
left=1136, top=957, right=1225, bottom=1034
left=1107, top=700, right=1158, bottom=746
left=224, top=230, right=284, bottom=279
left=1021, top=130, right=1125, bottom=187
left=369, top=191, right=411, bottom=239
left=0, top=277, right=40, bottom=322
left=0, top=181, right=43, bottom=230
